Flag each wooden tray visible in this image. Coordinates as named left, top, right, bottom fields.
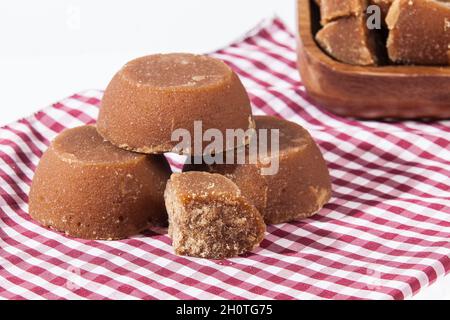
left=296, top=0, right=450, bottom=119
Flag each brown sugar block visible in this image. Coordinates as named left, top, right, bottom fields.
left=29, top=125, right=171, bottom=240
left=320, top=0, right=367, bottom=25
left=386, top=0, right=450, bottom=65
left=97, top=53, right=254, bottom=155
left=184, top=116, right=332, bottom=225
left=164, top=172, right=265, bottom=259
left=316, top=15, right=379, bottom=66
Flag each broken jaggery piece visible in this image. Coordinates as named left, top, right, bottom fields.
left=29, top=125, right=171, bottom=240
left=320, top=0, right=368, bottom=25
left=164, top=172, right=266, bottom=259
left=185, top=116, right=332, bottom=225
left=386, top=0, right=450, bottom=65
left=316, top=15, right=379, bottom=66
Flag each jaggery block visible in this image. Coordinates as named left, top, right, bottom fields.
left=320, top=0, right=368, bottom=25
left=386, top=0, right=450, bottom=65
left=316, top=15, right=379, bottom=65
left=29, top=125, right=171, bottom=240
left=184, top=116, right=332, bottom=225
left=164, top=172, right=266, bottom=259
left=97, top=53, right=254, bottom=155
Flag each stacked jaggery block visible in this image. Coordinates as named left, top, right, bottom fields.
left=314, top=0, right=450, bottom=66
left=29, top=126, right=172, bottom=240
left=29, top=53, right=332, bottom=259
left=185, top=116, right=331, bottom=225
left=97, top=53, right=254, bottom=154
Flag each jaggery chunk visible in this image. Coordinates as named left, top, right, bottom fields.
left=164, top=172, right=266, bottom=259
left=97, top=53, right=254, bottom=155
left=386, top=0, right=450, bottom=65
left=185, top=116, right=332, bottom=225
left=29, top=125, right=171, bottom=240
left=316, top=15, right=379, bottom=65
left=320, top=0, right=367, bottom=25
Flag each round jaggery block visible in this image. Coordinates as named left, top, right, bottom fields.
left=184, top=115, right=332, bottom=225
left=97, top=53, right=254, bottom=155
left=164, top=172, right=266, bottom=259
left=29, top=125, right=171, bottom=240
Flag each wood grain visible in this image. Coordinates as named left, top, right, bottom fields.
left=296, top=0, right=450, bottom=119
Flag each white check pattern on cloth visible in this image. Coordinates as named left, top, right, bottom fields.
left=0, top=17, right=449, bottom=299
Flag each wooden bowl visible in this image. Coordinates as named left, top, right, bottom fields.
left=296, top=0, right=450, bottom=119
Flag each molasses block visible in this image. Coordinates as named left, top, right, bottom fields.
left=386, top=0, right=450, bottom=65
left=97, top=53, right=254, bottom=155
left=29, top=125, right=171, bottom=240
left=185, top=116, right=332, bottom=225
left=164, top=172, right=266, bottom=259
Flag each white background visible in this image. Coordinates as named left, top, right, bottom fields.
left=0, top=0, right=448, bottom=299
left=0, top=0, right=296, bottom=126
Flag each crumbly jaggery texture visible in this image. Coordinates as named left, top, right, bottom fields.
left=320, top=0, right=368, bottom=25
left=386, top=0, right=450, bottom=65
left=184, top=116, right=332, bottom=225
left=164, top=172, right=266, bottom=259
left=97, top=53, right=254, bottom=155
left=29, top=125, right=171, bottom=240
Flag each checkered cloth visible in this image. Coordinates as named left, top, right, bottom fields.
left=1, top=17, right=449, bottom=300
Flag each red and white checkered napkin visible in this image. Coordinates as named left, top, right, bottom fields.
left=0, top=17, right=449, bottom=300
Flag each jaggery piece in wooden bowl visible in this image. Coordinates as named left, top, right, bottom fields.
left=297, top=0, right=450, bottom=119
